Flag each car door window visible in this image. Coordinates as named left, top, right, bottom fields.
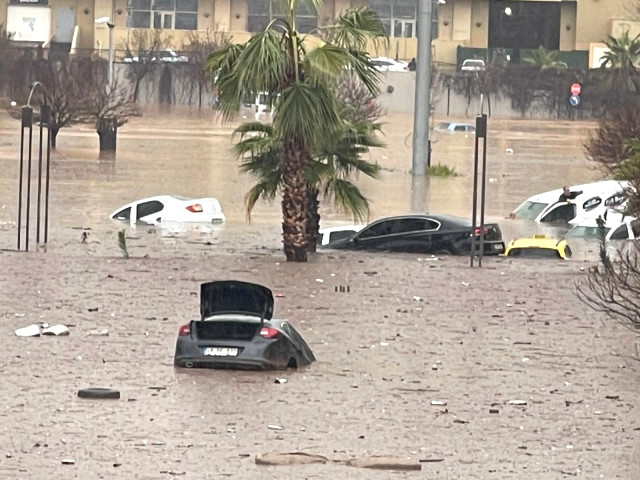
left=454, top=125, right=466, bottom=132
left=541, top=203, right=576, bottom=223
left=113, top=207, right=131, bottom=220
left=610, top=225, right=629, bottom=240
left=358, top=220, right=394, bottom=239
left=631, top=220, right=640, bottom=238
left=329, top=230, right=356, bottom=243
left=391, top=218, right=439, bottom=234
left=582, top=197, right=602, bottom=211
left=136, top=200, right=164, bottom=220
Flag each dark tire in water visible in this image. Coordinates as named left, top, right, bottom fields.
left=77, top=388, right=121, bottom=399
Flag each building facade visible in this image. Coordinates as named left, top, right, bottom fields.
left=0, top=0, right=637, bottom=66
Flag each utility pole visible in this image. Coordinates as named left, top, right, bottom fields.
left=412, top=0, right=433, bottom=176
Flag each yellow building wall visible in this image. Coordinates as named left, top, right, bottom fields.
left=575, top=0, right=628, bottom=50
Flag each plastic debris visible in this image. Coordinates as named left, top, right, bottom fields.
left=42, top=325, right=70, bottom=336
left=15, top=324, right=41, bottom=337
left=267, top=424, right=284, bottom=430
left=274, top=378, right=287, bottom=384
left=88, top=329, right=109, bottom=336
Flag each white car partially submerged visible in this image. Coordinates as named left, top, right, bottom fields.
left=510, top=180, right=630, bottom=225
left=566, top=211, right=640, bottom=241
left=370, top=57, right=409, bottom=72
left=110, top=195, right=225, bottom=225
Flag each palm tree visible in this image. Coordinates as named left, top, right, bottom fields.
left=523, top=45, right=567, bottom=70
left=599, top=30, right=640, bottom=100
left=234, top=116, right=383, bottom=252
left=205, top=1, right=386, bottom=262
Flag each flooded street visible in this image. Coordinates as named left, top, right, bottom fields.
left=0, top=108, right=603, bottom=256
left=0, top=109, right=637, bottom=480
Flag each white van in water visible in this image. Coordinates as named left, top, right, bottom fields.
left=510, top=180, right=630, bottom=224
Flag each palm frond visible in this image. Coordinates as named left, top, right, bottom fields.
left=325, top=7, right=388, bottom=50
left=323, top=178, right=371, bottom=222
left=273, top=82, right=342, bottom=146
left=244, top=181, right=280, bottom=222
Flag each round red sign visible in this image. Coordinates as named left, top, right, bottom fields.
left=570, top=83, right=581, bottom=96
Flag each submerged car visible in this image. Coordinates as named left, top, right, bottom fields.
left=461, top=59, right=486, bottom=71
left=510, top=180, right=630, bottom=225
left=110, top=195, right=225, bottom=225
left=370, top=56, right=409, bottom=72
left=321, top=214, right=505, bottom=255
left=317, top=225, right=365, bottom=246
left=434, top=121, right=476, bottom=133
left=566, top=212, right=640, bottom=241
left=174, top=281, right=315, bottom=370
left=504, top=235, right=572, bottom=259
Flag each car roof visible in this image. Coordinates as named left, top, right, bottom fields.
left=319, top=225, right=365, bottom=234
left=507, top=235, right=564, bottom=249
left=369, top=214, right=471, bottom=227
left=523, top=180, right=630, bottom=204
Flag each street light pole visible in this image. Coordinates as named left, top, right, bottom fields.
left=95, top=17, right=115, bottom=87
left=107, top=21, right=114, bottom=86
left=412, top=0, right=433, bottom=176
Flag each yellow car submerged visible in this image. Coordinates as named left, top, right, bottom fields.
left=504, top=235, right=572, bottom=259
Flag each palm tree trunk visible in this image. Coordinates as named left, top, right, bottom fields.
left=282, top=138, right=309, bottom=262
left=306, top=187, right=320, bottom=253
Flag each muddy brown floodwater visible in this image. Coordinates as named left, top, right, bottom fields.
left=0, top=109, right=638, bottom=479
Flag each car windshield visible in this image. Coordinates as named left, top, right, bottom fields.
left=512, top=201, right=548, bottom=220
left=566, top=226, right=609, bottom=239
left=507, top=248, right=561, bottom=259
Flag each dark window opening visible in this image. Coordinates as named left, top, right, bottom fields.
left=507, top=248, right=561, bottom=259
left=610, top=225, right=629, bottom=240
left=113, top=207, right=131, bottom=221
left=488, top=0, right=562, bottom=51
left=359, top=221, right=395, bottom=239
left=136, top=200, right=164, bottom=219
left=541, top=203, right=576, bottom=223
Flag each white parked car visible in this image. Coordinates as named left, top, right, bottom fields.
left=317, top=225, right=364, bottom=246
left=510, top=180, right=630, bottom=225
left=123, top=49, right=188, bottom=63
left=566, top=211, right=640, bottom=241
left=461, top=59, right=486, bottom=71
left=110, top=195, right=225, bottom=225
left=370, top=57, right=409, bottom=72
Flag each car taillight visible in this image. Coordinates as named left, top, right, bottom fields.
left=474, top=227, right=489, bottom=235
left=186, top=204, right=203, bottom=213
left=259, top=327, right=280, bottom=339
left=178, top=324, right=191, bottom=336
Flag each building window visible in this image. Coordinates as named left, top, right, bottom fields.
left=127, top=0, right=197, bottom=30
left=369, top=0, right=438, bottom=39
left=248, top=0, right=318, bottom=33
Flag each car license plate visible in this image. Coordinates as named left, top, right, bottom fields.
left=203, top=347, right=238, bottom=357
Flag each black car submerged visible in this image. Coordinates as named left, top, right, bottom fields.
left=320, top=214, right=505, bottom=255
left=174, top=281, right=315, bottom=370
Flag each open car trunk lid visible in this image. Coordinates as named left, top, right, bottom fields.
left=200, top=281, right=274, bottom=320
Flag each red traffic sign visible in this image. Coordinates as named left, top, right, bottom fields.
left=570, top=83, right=581, bottom=96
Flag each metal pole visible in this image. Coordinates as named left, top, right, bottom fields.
left=412, top=0, right=432, bottom=176
left=108, top=24, right=114, bottom=86
left=470, top=117, right=480, bottom=267
left=25, top=118, right=33, bottom=252
left=18, top=108, right=31, bottom=250
left=478, top=114, right=488, bottom=267
left=44, top=110, right=52, bottom=244
left=36, top=107, right=44, bottom=244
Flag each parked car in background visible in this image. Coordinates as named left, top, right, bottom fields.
left=317, top=225, right=365, bottom=246
left=504, top=235, right=572, bottom=259
left=123, top=49, right=188, bottom=63
left=320, top=214, right=505, bottom=255
left=174, top=281, right=316, bottom=370
left=110, top=195, right=225, bottom=225
left=370, top=56, right=409, bottom=72
left=434, top=121, right=476, bottom=133
left=461, top=59, right=486, bottom=71
left=566, top=212, right=640, bottom=241
left=510, top=180, right=630, bottom=225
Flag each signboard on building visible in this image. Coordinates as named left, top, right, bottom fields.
left=6, top=5, right=51, bottom=42
left=9, top=0, right=49, bottom=5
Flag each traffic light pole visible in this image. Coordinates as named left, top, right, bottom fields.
left=412, top=0, right=432, bottom=176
